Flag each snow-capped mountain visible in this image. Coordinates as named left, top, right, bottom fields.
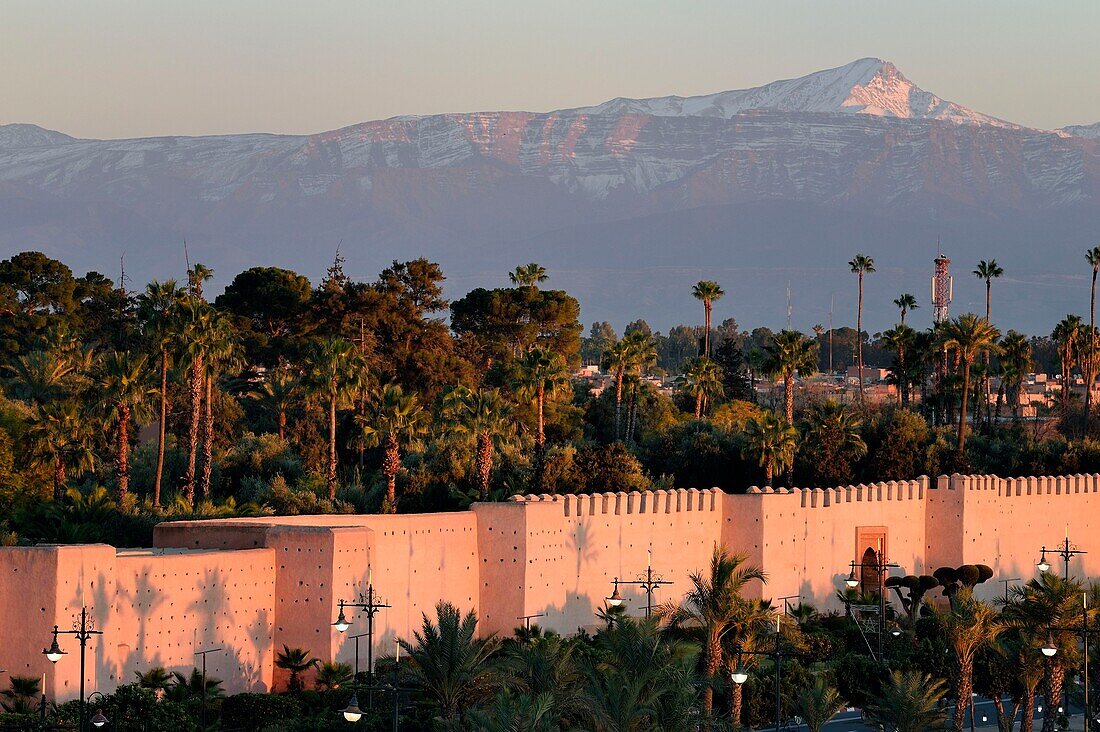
left=579, top=58, right=1015, bottom=128
left=1, top=59, right=1098, bottom=332
left=1063, top=122, right=1100, bottom=139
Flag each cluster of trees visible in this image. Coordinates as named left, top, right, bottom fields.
left=5, top=248, right=1100, bottom=546
left=3, top=545, right=1092, bottom=731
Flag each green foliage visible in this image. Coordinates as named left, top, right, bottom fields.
left=220, top=693, right=302, bottom=732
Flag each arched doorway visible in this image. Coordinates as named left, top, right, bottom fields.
left=859, top=546, right=881, bottom=596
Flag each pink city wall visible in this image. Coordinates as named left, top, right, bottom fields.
left=6, top=473, right=1100, bottom=700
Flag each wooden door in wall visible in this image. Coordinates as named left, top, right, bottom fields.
left=856, top=527, right=887, bottom=596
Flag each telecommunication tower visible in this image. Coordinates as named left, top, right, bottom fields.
left=931, top=254, right=952, bottom=324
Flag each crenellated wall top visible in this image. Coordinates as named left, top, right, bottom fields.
left=509, top=487, right=724, bottom=517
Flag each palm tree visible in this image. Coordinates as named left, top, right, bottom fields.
left=1053, top=315, right=1083, bottom=408
left=973, top=260, right=1004, bottom=428
left=881, top=324, right=916, bottom=405
left=274, top=645, right=318, bottom=693
left=357, top=384, right=428, bottom=513
left=137, top=279, right=184, bottom=507
left=1, top=676, right=41, bottom=714
left=135, top=666, right=173, bottom=692
left=603, top=339, right=632, bottom=441
left=677, top=357, right=724, bottom=419
left=792, top=676, right=846, bottom=732
left=314, top=661, right=353, bottom=691
left=799, top=400, right=867, bottom=486
left=623, top=333, right=657, bottom=443
left=250, top=366, right=299, bottom=442
left=199, top=312, right=241, bottom=499
left=938, top=589, right=1002, bottom=732
left=741, top=412, right=797, bottom=486
left=400, top=601, right=501, bottom=722
left=441, top=387, right=514, bottom=500
left=165, top=667, right=224, bottom=703
left=658, top=545, right=766, bottom=719
left=893, top=293, right=918, bottom=325
left=4, top=349, right=76, bottom=406
left=761, top=330, right=818, bottom=425
left=178, top=298, right=215, bottom=504
left=25, top=401, right=97, bottom=500
left=1085, top=247, right=1100, bottom=431
left=186, top=262, right=213, bottom=299
left=865, top=670, right=947, bottom=732
left=93, top=351, right=155, bottom=501
left=1003, top=573, right=1092, bottom=732
left=720, top=597, right=776, bottom=728
left=509, top=263, right=549, bottom=288
left=512, top=348, right=571, bottom=452
left=940, top=314, right=1000, bottom=459
left=302, top=338, right=363, bottom=501
left=999, top=331, right=1033, bottom=421
left=692, top=281, right=725, bottom=356
left=849, top=255, right=875, bottom=405
left=498, top=634, right=586, bottom=728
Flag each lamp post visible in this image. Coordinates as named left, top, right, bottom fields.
left=842, top=554, right=899, bottom=663
left=194, top=646, right=222, bottom=732
left=1043, top=592, right=1097, bottom=728
left=778, top=594, right=801, bottom=616
left=43, top=604, right=102, bottom=732
left=605, top=551, right=674, bottom=618
left=1037, top=535, right=1087, bottom=579
left=730, top=614, right=803, bottom=732
left=87, top=691, right=109, bottom=729
left=333, top=570, right=391, bottom=709
left=348, top=632, right=370, bottom=684
left=1002, top=577, right=1022, bottom=604
left=518, top=613, right=545, bottom=634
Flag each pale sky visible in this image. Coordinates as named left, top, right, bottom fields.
left=3, top=0, right=1098, bottom=139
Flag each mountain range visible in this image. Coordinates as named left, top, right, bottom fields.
left=2, top=58, right=1099, bottom=334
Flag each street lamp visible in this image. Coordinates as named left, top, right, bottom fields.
left=1037, top=534, right=1087, bottom=579
left=194, top=646, right=223, bottom=732
left=88, top=691, right=109, bottom=729
left=333, top=568, right=391, bottom=709
left=43, top=604, right=102, bottom=732
left=1041, top=632, right=1058, bottom=657
left=1046, top=592, right=1097, bottom=726
left=605, top=552, right=673, bottom=617
left=730, top=614, right=803, bottom=732
left=341, top=690, right=363, bottom=722
left=840, top=555, right=900, bottom=664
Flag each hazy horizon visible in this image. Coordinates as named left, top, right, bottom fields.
left=4, top=1, right=1100, bottom=139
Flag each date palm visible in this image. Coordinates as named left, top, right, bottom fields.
left=720, top=598, right=776, bottom=728
left=658, top=545, right=766, bottom=720
left=938, top=589, right=1002, bottom=732
left=178, top=298, right=216, bottom=505
left=602, top=339, right=632, bottom=441
left=1086, top=246, right=1100, bottom=431
left=441, top=387, right=514, bottom=500
left=1, top=676, right=41, bottom=714
left=509, top=263, right=549, bottom=288
left=1052, top=315, right=1082, bottom=408
left=881, top=324, right=916, bottom=405
left=314, top=661, right=353, bottom=691
left=998, top=331, right=1032, bottom=421
left=849, top=255, right=875, bottom=405
left=893, top=293, right=918, bottom=325
left=250, top=366, right=299, bottom=442
left=137, top=279, right=184, bottom=506
left=761, top=329, right=818, bottom=425
left=356, top=384, right=428, bottom=513
left=939, top=314, right=999, bottom=459
left=677, top=356, right=724, bottom=419
left=623, top=332, right=658, bottom=442
left=792, top=676, right=846, bottom=732
left=741, top=411, right=797, bottom=486
left=199, top=313, right=241, bottom=499
left=25, top=400, right=97, bottom=500
left=512, top=347, right=571, bottom=452
left=865, top=670, right=947, bottom=732
left=692, top=281, right=725, bottom=356
left=399, top=601, right=501, bottom=722
left=974, top=260, right=1004, bottom=429
left=93, top=351, right=155, bottom=501
left=274, top=645, right=318, bottom=693
left=302, top=337, right=364, bottom=501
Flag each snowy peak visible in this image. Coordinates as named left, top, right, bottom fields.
left=1061, top=122, right=1100, bottom=139
left=0, top=123, right=77, bottom=149
left=581, top=58, right=1016, bottom=128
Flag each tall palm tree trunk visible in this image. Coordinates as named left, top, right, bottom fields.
left=476, top=433, right=493, bottom=499
left=327, top=393, right=338, bottom=501
left=701, top=636, right=721, bottom=720
left=200, top=373, right=214, bottom=498
left=277, top=408, right=286, bottom=442
left=153, top=347, right=168, bottom=507
left=704, top=301, right=712, bottom=356
left=1042, top=662, right=1064, bottom=732
left=536, top=383, right=545, bottom=448
left=984, top=282, right=992, bottom=431
left=1021, top=687, right=1036, bottom=732
left=952, top=659, right=973, bottom=732
left=54, top=458, right=66, bottom=502
left=614, top=371, right=624, bottom=440
left=957, top=360, right=971, bottom=459
left=1089, top=269, right=1098, bottom=434
left=695, top=391, right=703, bottom=419
left=116, top=403, right=131, bottom=501
left=857, top=273, right=865, bottom=406
left=784, top=375, right=795, bottom=425
left=183, top=354, right=203, bottom=504
left=727, top=660, right=744, bottom=729
left=382, top=434, right=399, bottom=513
